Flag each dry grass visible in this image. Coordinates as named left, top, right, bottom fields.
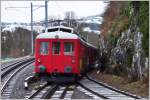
left=91, top=70, right=149, bottom=98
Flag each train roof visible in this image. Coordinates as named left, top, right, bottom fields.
left=37, top=31, right=79, bottom=39
left=37, top=28, right=97, bottom=49
left=37, top=26, right=97, bottom=49
left=79, top=38, right=98, bottom=49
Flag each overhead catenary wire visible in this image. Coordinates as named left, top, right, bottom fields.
left=5, top=3, right=45, bottom=54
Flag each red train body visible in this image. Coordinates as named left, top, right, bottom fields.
left=34, top=26, right=98, bottom=82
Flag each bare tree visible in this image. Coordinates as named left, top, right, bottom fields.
left=64, top=11, right=77, bottom=28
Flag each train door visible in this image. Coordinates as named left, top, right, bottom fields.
left=63, top=40, right=76, bottom=73
left=37, top=40, right=52, bottom=72
left=51, top=40, right=63, bottom=73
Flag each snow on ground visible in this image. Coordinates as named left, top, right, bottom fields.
left=2, top=24, right=44, bottom=33
left=83, top=27, right=100, bottom=34
left=85, top=19, right=102, bottom=24
left=2, top=14, right=102, bottom=33
left=2, top=25, right=17, bottom=32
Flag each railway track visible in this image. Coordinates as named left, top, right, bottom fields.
left=1, top=59, right=34, bottom=99
left=1, top=57, right=34, bottom=87
left=1, top=56, right=34, bottom=72
left=1, top=57, right=143, bottom=99
left=25, top=83, right=75, bottom=99
left=1, top=56, right=32, bottom=69
left=25, top=75, right=142, bottom=99
left=77, top=76, right=142, bottom=99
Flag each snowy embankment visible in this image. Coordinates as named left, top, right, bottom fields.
left=2, top=24, right=44, bottom=33
left=79, top=16, right=102, bottom=34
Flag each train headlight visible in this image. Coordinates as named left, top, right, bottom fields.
left=72, top=59, right=75, bottom=63
left=38, top=65, right=46, bottom=72
left=64, top=66, right=72, bottom=73
left=37, top=58, right=41, bottom=63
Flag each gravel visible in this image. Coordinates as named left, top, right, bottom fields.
left=8, top=63, right=93, bottom=99
left=71, top=87, right=93, bottom=99
left=10, top=63, right=35, bottom=99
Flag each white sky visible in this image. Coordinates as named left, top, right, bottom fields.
left=1, top=1, right=108, bottom=23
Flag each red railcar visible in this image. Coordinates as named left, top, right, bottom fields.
left=34, top=26, right=98, bottom=82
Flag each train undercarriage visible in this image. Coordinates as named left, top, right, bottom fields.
left=35, top=72, right=80, bottom=83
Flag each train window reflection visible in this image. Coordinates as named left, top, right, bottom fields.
left=52, top=42, right=60, bottom=54
left=40, top=42, right=49, bottom=55
left=64, top=42, right=74, bottom=55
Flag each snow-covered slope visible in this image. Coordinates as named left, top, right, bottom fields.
left=2, top=25, right=18, bottom=32
left=79, top=15, right=102, bottom=24
left=83, top=27, right=100, bottom=34
left=2, top=14, right=102, bottom=34
left=1, top=23, right=44, bottom=33
left=78, top=15, right=102, bottom=34
left=2, top=23, right=30, bottom=32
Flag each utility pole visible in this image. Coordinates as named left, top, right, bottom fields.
left=5, top=3, right=44, bottom=55
left=45, top=0, right=48, bottom=30
left=31, top=2, right=33, bottom=54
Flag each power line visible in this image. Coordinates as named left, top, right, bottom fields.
left=5, top=4, right=45, bottom=55
left=5, top=5, right=44, bottom=11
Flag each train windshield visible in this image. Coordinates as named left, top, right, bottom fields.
left=64, top=42, right=74, bottom=55
left=47, top=28, right=72, bottom=33
left=40, top=42, right=49, bottom=55
left=52, top=42, right=60, bottom=55
left=60, top=28, right=72, bottom=33
left=47, top=28, right=58, bottom=32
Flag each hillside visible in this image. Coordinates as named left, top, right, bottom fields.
left=97, top=1, right=149, bottom=97
left=95, top=1, right=149, bottom=97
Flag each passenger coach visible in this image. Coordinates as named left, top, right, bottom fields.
left=34, top=26, right=98, bottom=82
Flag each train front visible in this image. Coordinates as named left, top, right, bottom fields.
left=34, top=29, right=80, bottom=83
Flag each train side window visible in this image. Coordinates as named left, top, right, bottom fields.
left=52, top=42, right=60, bottom=55
left=40, top=42, right=49, bottom=55
left=64, top=42, right=74, bottom=55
